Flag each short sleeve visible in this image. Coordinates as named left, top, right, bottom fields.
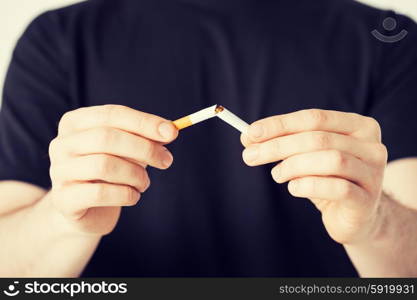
left=0, top=11, right=71, bottom=189
left=368, top=12, right=417, bottom=162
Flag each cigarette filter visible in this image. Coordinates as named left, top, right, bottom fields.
left=173, top=104, right=217, bottom=130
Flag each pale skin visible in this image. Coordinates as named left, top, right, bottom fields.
left=0, top=106, right=416, bottom=277
left=0, top=105, right=179, bottom=276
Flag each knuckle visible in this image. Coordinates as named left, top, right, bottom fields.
left=374, top=143, right=388, bottom=164
left=96, top=155, right=115, bottom=177
left=123, top=186, right=140, bottom=206
left=365, top=117, right=382, bottom=139
left=305, top=109, right=327, bottom=128
left=141, top=139, right=156, bottom=160
left=136, top=114, right=147, bottom=132
left=59, top=110, right=72, bottom=124
left=330, top=150, right=347, bottom=170
left=312, top=132, right=330, bottom=149
left=272, top=138, right=281, bottom=156
left=366, top=116, right=380, bottom=131
left=129, top=164, right=141, bottom=180
left=58, top=111, right=73, bottom=134
left=339, top=181, right=354, bottom=198
left=133, top=166, right=149, bottom=191
left=96, top=127, right=116, bottom=149
left=99, top=104, right=119, bottom=123
left=49, top=165, right=60, bottom=183
left=48, top=137, right=60, bottom=157
left=92, top=184, right=108, bottom=202
left=276, top=116, right=288, bottom=132
left=143, top=173, right=151, bottom=191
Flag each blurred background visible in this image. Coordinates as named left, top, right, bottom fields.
left=0, top=0, right=416, bottom=103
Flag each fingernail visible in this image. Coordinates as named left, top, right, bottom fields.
left=249, top=123, right=264, bottom=139
left=161, top=149, right=173, bottom=168
left=158, top=122, right=175, bottom=140
left=143, top=176, right=151, bottom=192
left=289, top=180, right=298, bottom=191
left=272, top=166, right=282, bottom=182
left=243, top=146, right=259, bottom=163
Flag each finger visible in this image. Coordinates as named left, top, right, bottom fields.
left=246, top=109, right=381, bottom=144
left=52, top=183, right=140, bottom=220
left=286, top=176, right=370, bottom=211
left=271, top=150, right=373, bottom=189
left=240, top=133, right=251, bottom=148
left=51, top=127, right=174, bottom=169
left=242, top=131, right=387, bottom=167
left=51, top=154, right=150, bottom=193
left=58, top=105, right=178, bottom=143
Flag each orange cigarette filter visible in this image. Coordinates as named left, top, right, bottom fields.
left=173, top=116, right=193, bottom=130
left=172, top=105, right=217, bottom=130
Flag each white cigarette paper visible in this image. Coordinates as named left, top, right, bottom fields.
left=188, top=104, right=218, bottom=124
left=215, top=106, right=249, bottom=134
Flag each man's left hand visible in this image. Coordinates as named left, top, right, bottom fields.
left=241, top=109, right=388, bottom=245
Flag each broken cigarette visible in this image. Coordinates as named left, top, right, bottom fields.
left=173, top=104, right=249, bottom=133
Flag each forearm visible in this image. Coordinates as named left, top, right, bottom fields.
left=0, top=192, right=100, bottom=277
left=344, top=192, right=417, bottom=277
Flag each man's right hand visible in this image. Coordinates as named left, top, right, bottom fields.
left=48, top=105, right=178, bottom=235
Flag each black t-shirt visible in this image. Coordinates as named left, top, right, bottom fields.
left=1, top=0, right=417, bottom=276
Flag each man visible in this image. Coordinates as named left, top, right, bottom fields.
left=0, top=0, right=416, bottom=277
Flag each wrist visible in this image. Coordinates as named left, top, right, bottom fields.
left=347, top=191, right=389, bottom=247
left=368, top=191, right=389, bottom=242
left=5, top=191, right=101, bottom=277
left=31, top=191, right=103, bottom=241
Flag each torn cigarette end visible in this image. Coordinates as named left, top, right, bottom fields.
left=215, top=105, right=224, bottom=113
